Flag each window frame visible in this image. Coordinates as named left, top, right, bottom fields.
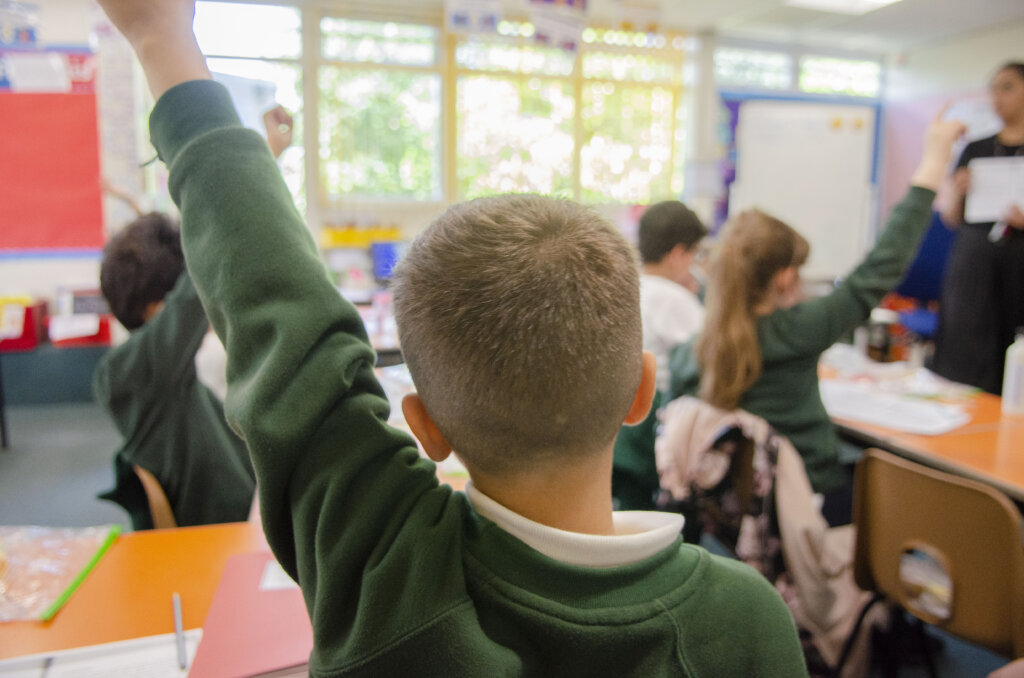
left=193, top=1, right=691, bottom=226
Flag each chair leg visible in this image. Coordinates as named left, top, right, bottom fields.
left=832, top=592, right=884, bottom=678
left=913, top=617, right=940, bottom=678
left=874, top=604, right=904, bottom=678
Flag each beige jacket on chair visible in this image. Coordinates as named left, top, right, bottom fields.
left=656, top=396, right=879, bottom=676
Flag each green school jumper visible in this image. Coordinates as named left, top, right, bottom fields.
left=151, top=80, right=808, bottom=678
left=669, top=187, right=936, bottom=494
left=94, top=272, right=255, bottom=530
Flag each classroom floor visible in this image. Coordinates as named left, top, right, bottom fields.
left=0, top=401, right=1009, bottom=676
left=0, top=402, right=128, bottom=528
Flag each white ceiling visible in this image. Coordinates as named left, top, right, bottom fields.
left=587, top=0, right=1024, bottom=55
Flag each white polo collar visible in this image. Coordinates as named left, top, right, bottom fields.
left=466, top=483, right=684, bottom=569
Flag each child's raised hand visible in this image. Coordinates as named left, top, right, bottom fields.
left=951, top=167, right=971, bottom=196
left=922, top=105, right=967, bottom=159
left=96, top=0, right=210, bottom=99
left=911, top=105, right=966, bottom=191
left=263, top=106, right=294, bottom=159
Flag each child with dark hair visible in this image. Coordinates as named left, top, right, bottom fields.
left=100, top=212, right=184, bottom=330
left=94, top=213, right=255, bottom=530
left=637, top=200, right=708, bottom=392
left=612, top=201, right=708, bottom=510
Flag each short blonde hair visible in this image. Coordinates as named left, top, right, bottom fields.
left=393, top=194, right=642, bottom=476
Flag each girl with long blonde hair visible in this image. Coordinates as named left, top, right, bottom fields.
left=666, top=114, right=965, bottom=524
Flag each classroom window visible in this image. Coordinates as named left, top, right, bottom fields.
left=799, top=56, right=881, bottom=97
left=454, top=25, right=686, bottom=205
left=194, top=2, right=301, bottom=59
left=194, top=2, right=305, bottom=212
left=580, top=83, right=675, bottom=204
left=195, top=5, right=691, bottom=214
left=714, top=47, right=793, bottom=90
left=318, top=17, right=442, bottom=202
left=318, top=68, right=443, bottom=201
left=320, top=18, right=438, bottom=66
left=581, top=52, right=676, bottom=83
left=582, top=28, right=671, bottom=50
left=455, top=38, right=575, bottom=76
left=457, top=76, right=575, bottom=199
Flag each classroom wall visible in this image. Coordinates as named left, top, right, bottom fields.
left=880, top=19, right=1024, bottom=220
left=0, top=0, right=145, bottom=305
left=35, top=0, right=92, bottom=45
left=0, top=0, right=94, bottom=302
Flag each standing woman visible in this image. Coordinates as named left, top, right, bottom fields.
left=932, top=62, right=1024, bottom=394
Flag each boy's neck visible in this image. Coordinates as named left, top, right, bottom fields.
left=467, top=451, right=617, bottom=536
left=643, top=261, right=679, bottom=285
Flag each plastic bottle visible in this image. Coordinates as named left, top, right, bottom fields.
left=1003, top=329, right=1024, bottom=416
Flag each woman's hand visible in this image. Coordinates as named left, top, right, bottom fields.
left=951, top=167, right=971, bottom=196
left=1004, top=204, right=1024, bottom=230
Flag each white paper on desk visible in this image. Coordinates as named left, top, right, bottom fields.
left=965, top=157, right=1024, bottom=223
left=0, top=629, right=201, bottom=677
left=820, top=381, right=970, bottom=435
left=47, top=314, right=100, bottom=342
left=259, top=559, right=299, bottom=591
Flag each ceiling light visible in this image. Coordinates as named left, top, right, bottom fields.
left=783, top=0, right=903, bottom=15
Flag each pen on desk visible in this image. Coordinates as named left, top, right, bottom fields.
left=172, top=592, right=187, bottom=670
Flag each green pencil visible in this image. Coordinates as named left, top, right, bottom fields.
left=38, top=525, right=122, bottom=622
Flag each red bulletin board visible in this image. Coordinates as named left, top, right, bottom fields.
left=0, top=52, right=103, bottom=251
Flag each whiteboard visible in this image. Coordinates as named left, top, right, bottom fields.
left=729, top=101, right=877, bottom=281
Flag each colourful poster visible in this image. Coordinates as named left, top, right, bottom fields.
left=528, top=0, right=588, bottom=52
left=445, top=0, right=501, bottom=34
left=0, top=1, right=38, bottom=48
left=0, top=48, right=102, bottom=251
left=0, top=48, right=94, bottom=94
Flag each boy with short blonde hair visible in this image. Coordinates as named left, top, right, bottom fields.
left=395, top=194, right=643, bottom=475
left=97, top=1, right=808, bottom=675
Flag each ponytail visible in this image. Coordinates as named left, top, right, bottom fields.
left=697, top=210, right=808, bottom=410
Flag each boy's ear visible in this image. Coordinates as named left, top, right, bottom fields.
left=142, top=300, right=165, bottom=323
left=670, top=242, right=690, bottom=260
left=624, top=351, right=658, bottom=425
left=402, top=393, right=453, bottom=463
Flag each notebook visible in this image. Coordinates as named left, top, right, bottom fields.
left=188, top=552, right=312, bottom=678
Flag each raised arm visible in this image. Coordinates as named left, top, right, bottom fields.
left=765, top=114, right=964, bottom=356
left=93, top=272, right=209, bottom=405
left=97, top=0, right=210, bottom=99
left=97, top=0, right=438, bottom=594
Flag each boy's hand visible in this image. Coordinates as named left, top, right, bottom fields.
left=96, top=0, right=210, bottom=99
left=911, top=105, right=966, bottom=192
left=263, top=106, right=294, bottom=159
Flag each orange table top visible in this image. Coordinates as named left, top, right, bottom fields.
left=0, top=521, right=266, bottom=661
left=830, top=388, right=1024, bottom=501
left=0, top=471, right=468, bottom=662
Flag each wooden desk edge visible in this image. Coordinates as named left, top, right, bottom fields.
left=834, top=420, right=1024, bottom=503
